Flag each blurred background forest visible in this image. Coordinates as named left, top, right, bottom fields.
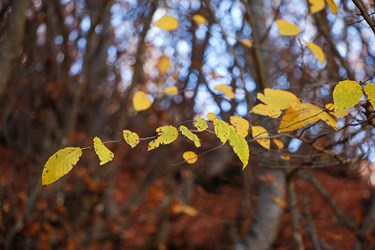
left=0, top=0, right=375, bottom=249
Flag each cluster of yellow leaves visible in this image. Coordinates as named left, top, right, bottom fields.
left=309, top=0, right=338, bottom=14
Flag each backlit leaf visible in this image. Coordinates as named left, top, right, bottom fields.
left=164, top=86, right=179, bottom=96
left=42, top=147, right=82, bottom=186
left=183, top=151, right=198, bottom=164
left=309, top=0, right=325, bottom=13
left=333, top=80, right=362, bottom=110
left=214, top=84, right=235, bottom=99
left=133, top=91, right=152, bottom=111
left=179, top=125, right=201, bottom=147
left=272, top=139, right=284, bottom=149
left=154, top=15, right=179, bottom=31
left=157, top=55, right=171, bottom=74
left=306, top=42, right=325, bottom=64
left=192, top=14, right=206, bottom=25
left=278, top=102, right=335, bottom=133
left=364, top=83, right=375, bottom=108
left=276, top=20, right=301, bottom=36
left=148, top=125, right=179, bottom=151
left=326, top=0, right=338, bottom=14
left=250, top=104, right=282, bottom=118
left=206, top=113, right=217, bottom=121
left=230, top=116, right=249, bottom=137
left=240, top=39, right=252, bottom=48
left=123, top=130, right=140, bottom=148
left=325, top=103, right=349, bottom=118
left=257, top=88, right=299, bottom=110
left=228, top=126, right=250, bottom=170
left=93, top=136, right=114, bottom=165
left=252, top=126, right=270, bottom=150
left=213, top=118, right=230, bottom=144
left=194, top=117, right=208, bottom=132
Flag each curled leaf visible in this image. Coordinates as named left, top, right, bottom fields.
left=252, top=126, right=270, bottom=150
left=93, top=136, right=114, bottom=165
left=179, top=125, right=201, bottom=147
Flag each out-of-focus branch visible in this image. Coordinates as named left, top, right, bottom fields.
left=298, top=172, right=360, bottom=234
left=352, top=0, right=375, bottom=34
left=353, top=192, right=375, bottom=250
left=0, top=0, right=29, bottom=97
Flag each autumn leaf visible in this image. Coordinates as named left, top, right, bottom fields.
left=213, top=118, right=231, bottom=144
left=42, top=147, right=82, bottom=186
left=309, top=0, right=325, bottom=13
left=183, top=151, right=198, bottom=164
left=154, top=15, right=179, bottom=31
left=230, top=116, right=249, bottom=137
left=364, top=83, right=375, bottom=108
left=206, top=113, right=217, bottom=121
left=194, top=117, right=208, bottom=132
left=333, top=80, right=362, bottom=110
left=148, top=125, right=179, bottom=151
left=164, top=86, right=179, bottom=96
left=133, top=91, right=152, bottom=111
left=214, top=84, right=235, bottom=99
left=157, top=55, right=171, bottom=74
left=276, top=20, right=301, bottom=36
left=325, top=103, right=349, bottom=118
left=252, top=126, right=270, bottom=150
left=171, top=202, right=198, bottom=216
left=250, top=104, right=282, bottom=118
left=240, top=39, right=252, bottom=48
left=123, top=130, right=140, bottom=148
left=326, top=0, right=338, bottom=14
left=272, top=139, right=285, bottom=149
left=257, top=88, right=299, bottom=110
left=228, top=126, right=250, bottom=170
left=192, top=14, right=206, bottom=25
left=179, top=125, right=201, bottom=147
left=306, top=42, right=325, bottom=64
left=93, top=136, right=114, bottom=165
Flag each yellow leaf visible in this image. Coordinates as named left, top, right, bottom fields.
left=364, top=83, right=375, bottom=108
left=183, top=151, right=198, bottom=164
left=272, top=139, right=284, bottom=149
left=276, top=20, right=301, bottom=36
left=42, top=147, right=82, bottom=186
left=194, top=117, right=208, bottom=132
left=257, top=88, right=299, bottom=110
left=192, top=14, right=206, bottom=25
left=252, top=126, right=270, bottom=150
left=148, top=125, right=179, bottom=151
left=333, top=80, right=362, bottom=110
left=250, top=104, right=282, bottom=118
left=179, top=126, right=201, bottom=147
left=171, top=203, right=198, bottom=216
left=123, top=130, right=140, bottom=148
left=157, top=55, right=171, bottom=74
left=228, top=126, right=250, bottom=170
left=325, top=103, right=349, bottom=118
left=164, top=86, right=179, bottom=96
left=326, top=0, right=338, bottom=14
left=240, top=39, right=252, bottom=48
left=206, top=113, right=217, bottom=121
left=230, top=116, right=249, bottom=137
left=93, top=136, right=114, bottom=165
left=309, top=0, right=325, bottom=13
left=279, top=102, right=335, bottom=132
left=214, top=84, right=235, bottom=99
left=273, top=197, right=287, bottom=207
left=133, top=91, right=152, bottom=111
left=213, top=118, right=231, bottom=144
left=306, top=42, right=325, bottom=64
left=154, top=15, right=179, bottom=31
left=281, top=154, right=290, bottom=161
